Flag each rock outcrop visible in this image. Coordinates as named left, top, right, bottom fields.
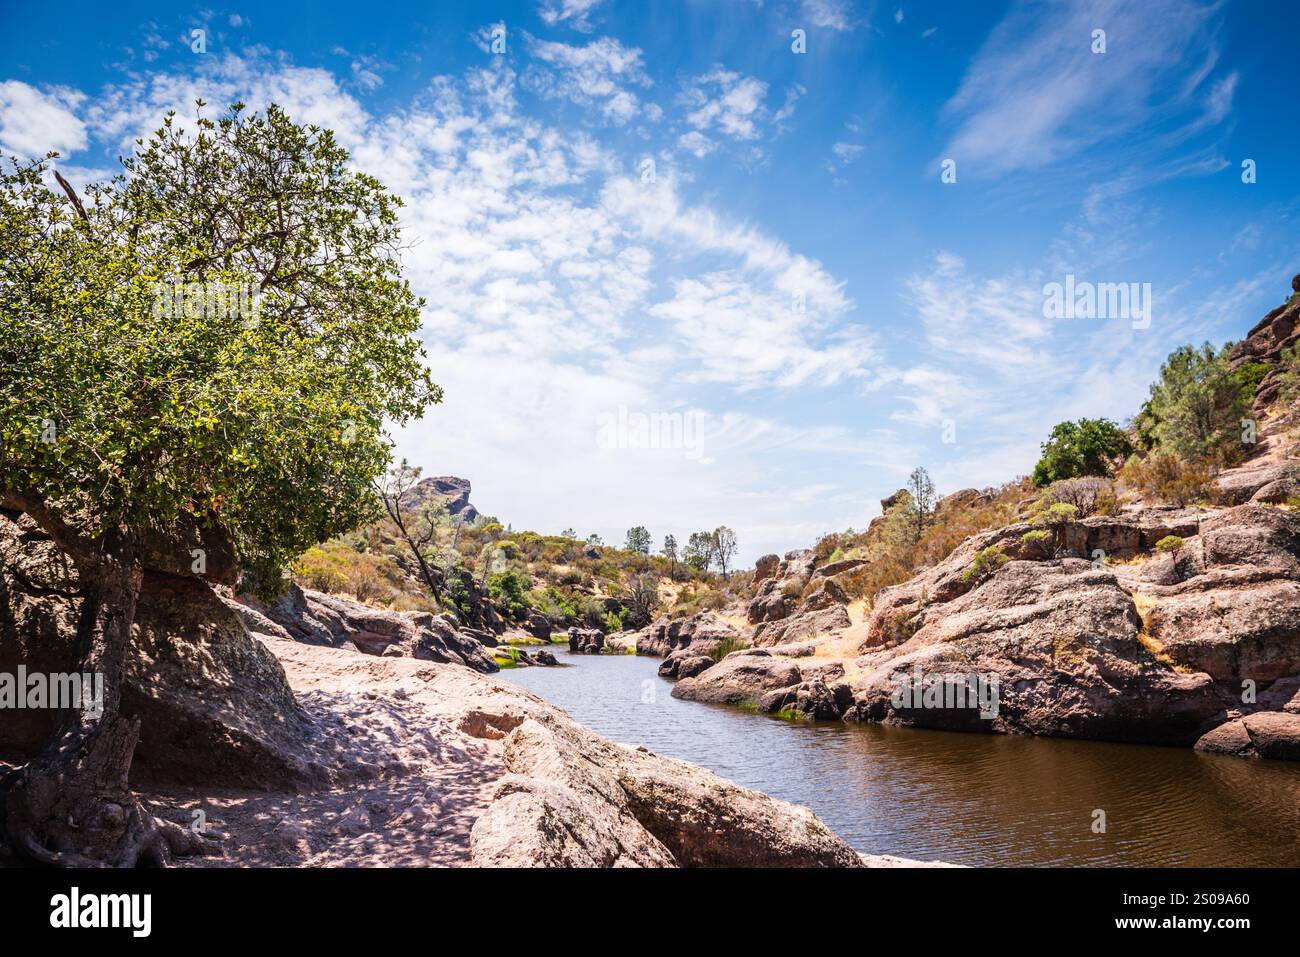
left=567, top=627, right=605, bottom=655
left=1227, top=273, right=1300, bottom=415
left=631, top=612, right=741, bottom=658
left=399, top=475, right=481, bottom=524
left=0, top=510, right=322, bottom=790
left=233, top=581, right=500, bottom=673
left=469, top=717, right=862, bottom=868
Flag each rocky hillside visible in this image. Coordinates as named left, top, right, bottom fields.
left=291, top=473, right=730, bottom=669
left=624, top=275, right=1300, bottom=762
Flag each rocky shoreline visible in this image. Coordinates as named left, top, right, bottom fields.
left=0, top=508, right=932, bottom=867
left=621, top=495, right=1300, bottom=760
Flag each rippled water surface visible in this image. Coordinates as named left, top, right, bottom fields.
left=502, top=649, right=1300, bottom=866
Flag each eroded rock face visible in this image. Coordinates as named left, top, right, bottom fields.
left=849, top=559, right=1224, bottom=743
left=0, top=511, right=320, bottom=789
left=753, top=605, right=851, bottom=646
left=862, top=509, right=1202, bottom=651
left=1227, top=276, right=1300, bottom=415
left=233, top=582, right=500, bottom=674
left=633, top=612, right=740, bottom=658
left=829, top=504, right=1300, bottom=753
left=470, top=719, right=862, bottom=868
left=1137, top=507, right=1300, bottom=682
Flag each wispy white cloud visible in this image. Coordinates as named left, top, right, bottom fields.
left=538, top=0, right=605, bottom=32
left=524, top=35, right=652, bottom=125
left=801, top=0, right=854, bottom=31
left=942, top=0, right=1230, bottom=177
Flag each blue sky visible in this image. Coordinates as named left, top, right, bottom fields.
left=3, top=0, right=1299, bottom=563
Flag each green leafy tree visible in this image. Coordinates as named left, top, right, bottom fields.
left=0, top=104, right=437, bottom=866
left=1031, top=419, right=1132, bottom=487
left=684, top=531, right=713, bottom=572
left=624, top=525, right=652, bottom=554
left=1135, top=342, right=1254, bottom=465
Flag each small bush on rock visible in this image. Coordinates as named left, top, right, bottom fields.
left=961, top=546, right=1010, bottom=585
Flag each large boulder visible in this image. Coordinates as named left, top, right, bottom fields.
left=753, top=554, right=780, bottom=584
left=671, top=649, right=802, bottom=706
left=0, top=510, right=322, bottom=789
left=567, top=627, right=604, bottom=655
left=470, top=719, right=861, bottom=868
left=633, top=612, right=740, bottom=658
left=657, top=648, right=715, bottom=680
left=1195, top=712, right=1300, bottom=760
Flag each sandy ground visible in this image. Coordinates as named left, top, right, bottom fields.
left=144, top=639, right=527, bottom=867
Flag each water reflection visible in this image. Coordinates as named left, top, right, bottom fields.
left=502, top=649, right=1300, bottom=866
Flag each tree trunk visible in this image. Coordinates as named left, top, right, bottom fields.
left=0, top=551, right=210, bottom=867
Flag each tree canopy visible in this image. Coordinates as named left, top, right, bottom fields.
left=1132, top=342, right=1254, bottom=466
left=1031, top=418, right=1132, bottom=487
left=0, top=103, right=439, bottom=590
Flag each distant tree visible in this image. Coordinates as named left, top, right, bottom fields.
left=906, top=467, right=937, bottom=542
left=684, top=531, right=713, bottom=572
left=586, top=533, right=603, bottom=547
left=1031, top=418, right=1132, bottom=487
left=560, top=527, right=576, bottom=539
left=662, top=534, right=679, bottom=579
left=624, top=525, right=652, bottom=554
left=710, top=526, right=738, bottom=576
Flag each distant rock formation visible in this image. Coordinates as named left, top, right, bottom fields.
left=398, top=475, right=481, bottom=524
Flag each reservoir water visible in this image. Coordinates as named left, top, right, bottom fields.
left=502, top=648, right=1300, bottom=866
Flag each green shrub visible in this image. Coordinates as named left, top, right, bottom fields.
left=961, top=546, right=1010, bottom=585
left=1020, top=529, right=1052, bottom=556
left=708, top=635, right=745, bottom=662
left=487, top=568, right=532, bottom=621
left=1155, top=535, right=1184, bottom=554
left=1031, top=502, right=1079, bottom=526
left=1032, top=418, right=1133, bottom=486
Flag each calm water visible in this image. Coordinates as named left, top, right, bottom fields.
left=502, top=649, right=1300, bottom=866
